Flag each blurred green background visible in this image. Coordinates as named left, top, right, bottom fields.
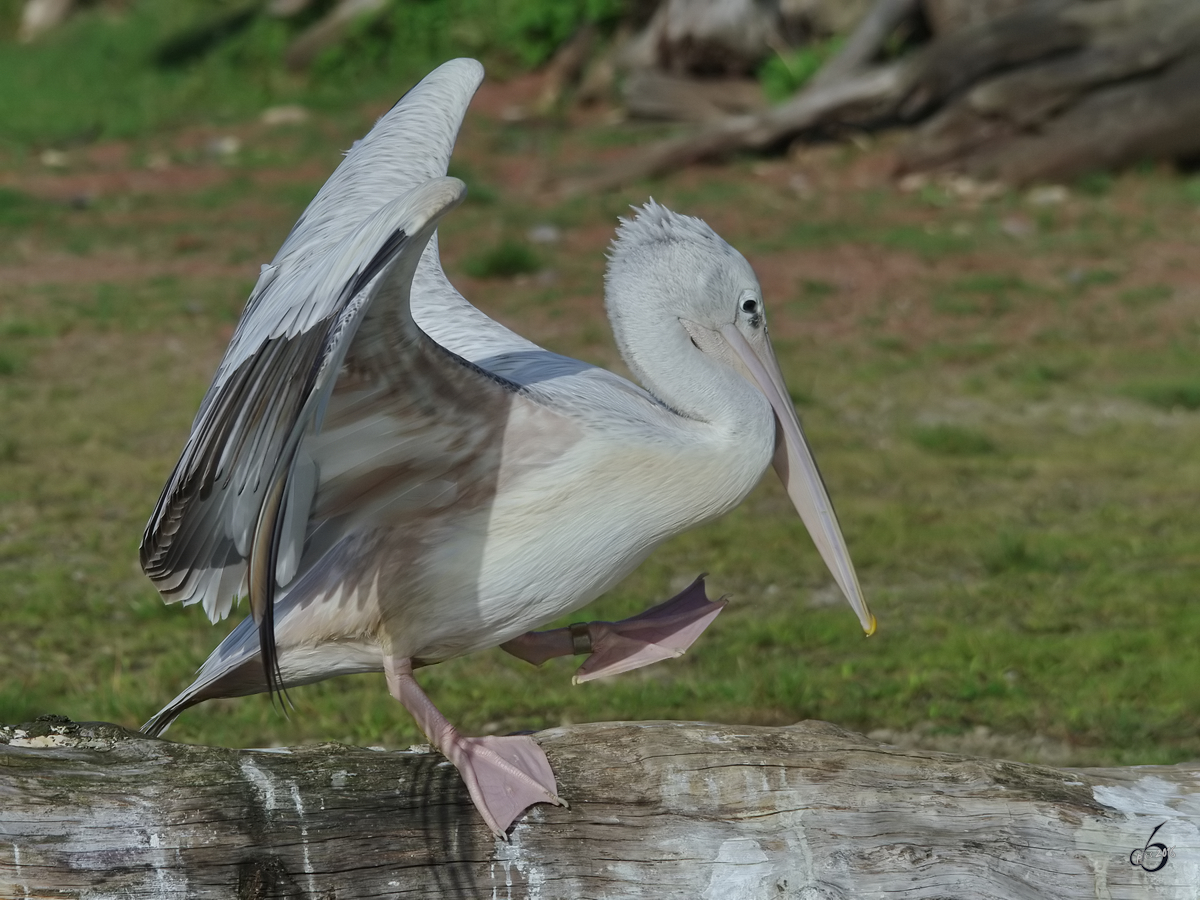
left=2, top=0, right=1199, bottom=768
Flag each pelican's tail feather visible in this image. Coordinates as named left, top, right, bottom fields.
left=141, top=616, right=265, bottom=737
left=141, top=595, right=387, bottom=737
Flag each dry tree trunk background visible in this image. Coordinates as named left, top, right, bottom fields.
left=573, top=0, right=1200, bottom=192
left=2, top=717, right=1198, bottom=898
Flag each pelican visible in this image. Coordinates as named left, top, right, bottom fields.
left=140, top=58, right=875, bottom=837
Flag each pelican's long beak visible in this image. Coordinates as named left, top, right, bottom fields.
left=720, top=324, right=876, bottom=635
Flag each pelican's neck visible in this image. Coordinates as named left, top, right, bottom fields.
left=615, top=301, right=772, bottom=443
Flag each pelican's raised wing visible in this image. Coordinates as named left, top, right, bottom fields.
left=141, top=58, right=491, bottom=620
left=141, top=179, right=469, bottom=632
left=226, top=57, right=541, bottom=383
left=215, top=58, right=482, bottom=380
left=141, top=58, right=589, bottom=635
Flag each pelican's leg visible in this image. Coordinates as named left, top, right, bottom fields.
left=500, top=576, right=726, bottom=683
left=384, top=655, right=563, bottom=838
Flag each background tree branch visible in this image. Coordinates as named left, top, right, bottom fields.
left=574, top=0, right=1200, bottom=191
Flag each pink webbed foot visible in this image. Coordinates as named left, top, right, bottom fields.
left=385, top=656, right=564, bottom=838
left=444, top=734, right=562, bottom=837
left=573, top=576, right=725, bottom=682
left=501, top=576, right=726, bottom=683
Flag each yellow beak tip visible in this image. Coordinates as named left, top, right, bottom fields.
left=864, top=614, right=878, bottom=637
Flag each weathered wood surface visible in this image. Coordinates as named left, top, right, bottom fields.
left=807, top=0, right=919, bottom=90
left=895, top=0, right=1086, bottom=121
left=283, top=0, right=389, bottom=71
left=2, top=717, right=1199, bottom=899
left=564, top=58, right=910, bottom=194
left=621, top=0, right=789, bottom=76
left=623, top=70, right=765, bottom=122
left=922, top=0, right=1039, bottom=37
left=898, top=0, right=1200, bottom=178
left=583, top=0, right=1200, bottom=189
left=568, top=0, right=1086, bottom=192
left=945, top=53, right=1200, bottom=185
left=536, top=25, right=599, bottom=114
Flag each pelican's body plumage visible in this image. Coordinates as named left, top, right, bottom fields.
left=141, top=59, right=873, bottom=836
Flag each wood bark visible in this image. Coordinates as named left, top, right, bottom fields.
left=623, top=70, right=766, bottom=122
left=898, top=0, right=1200, bottom=177
left=807, top=0, right=918, bottom=89
left=3, top=716, right=1199, bottom=899
left=894, top=0, right=1086, bottom=121
left=622, top=0, right=789, bottom=76
left=284, top=0, right=389, bottom=71
left=957, top=53, right=1200, bottom=184
left=922, top=0, right=1040, bottom=37
left=585, top=0, right=1200, bottom=190
left=536, top=25, right=599, bottom=114
left=568, top=0, right=1083, bottom=193
left=565, top=58, right=911, bottom=194
left=778, top=0, right=874, bottom=40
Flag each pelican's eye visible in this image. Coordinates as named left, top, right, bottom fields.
left=739, top=293, right=762, bottom=328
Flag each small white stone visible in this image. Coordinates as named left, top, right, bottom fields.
left=1026, top=184, right=1068, bottom=206
left=788, top=173, right=813, bottom=197
left=207, top=136, right=241, bottom=159
left=40, top=149, right=68, bottom=168
left=261, top=105, right=309, bottom=127
left=527, top=224, right=561, bottom=244
left=146, top=150, right=171, bottom=171
left=1001, top=215, right=1033, bottom=238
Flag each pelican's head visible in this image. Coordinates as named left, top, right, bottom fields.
left=605, top=200, right=876, bottom=636
left=605, top=199, right=761, bottom=359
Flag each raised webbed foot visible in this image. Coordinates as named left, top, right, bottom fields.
left=572, top=576, right=725, bottom=683
left=500, top=576, right=726, bottom=683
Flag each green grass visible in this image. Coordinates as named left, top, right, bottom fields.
left=464, top=239, right=541, bottom=278
left=0, top=0, right=617, bottom=149
left=1127, top=381, right=1200, bottom=411
left=910, top=424, right=997, bottom=456
left=1119, top=284, right=1173, bottom=308
left=0, top=187, right=53, bottom=226
left=4, top=26, right=1200, bottom=769
left=932, top=273, right=1036, bottom=317
left=759, top=37, right=843, bottom=103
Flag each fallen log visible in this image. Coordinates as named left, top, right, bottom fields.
left=808, top=0, right=920, bottom=89
left=567, top=0, right=1084, bottom=192
left=922, top=0, right=1041, bottom=37
left=536, top=25, right=599, bottom=114
left=621, top=0, right=789, bottom=77
left=284, top=0, right=389, bottom=71
left=623, top=70, right=765, bottom=122
left=899, top=0, right=1200, bottom=175
left=956, top=53, right=1200, bottom=184
left=565, top=58, right=912, bottom=194
left=565, top=0, right=920, bottom=192
left=2, top=716, right=1198, bottom=898
left=895, top=0, right=1086, bottom=120
left=579, top=0, right=1200, bottom=190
